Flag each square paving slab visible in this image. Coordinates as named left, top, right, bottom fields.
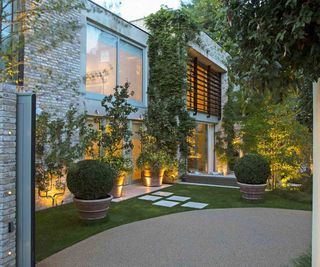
left=152, top=200, right=180, bottom=207
left=138, top=195, right=162, bottom=201
left=181, top=202, right=208, bottom=209
left=152, top=191, right=174, bottom=197
left=166, top=196, right=191, bottom=202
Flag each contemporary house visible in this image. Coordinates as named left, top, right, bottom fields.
left=18, top=0, right=228, bottom=208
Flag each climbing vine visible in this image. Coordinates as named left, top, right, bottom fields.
left=145, top=8, right=199, bottom=162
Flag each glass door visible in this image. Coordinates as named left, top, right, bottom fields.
left=188, top=123, right=208, bottom=174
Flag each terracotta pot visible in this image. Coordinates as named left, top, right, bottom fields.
left=142, top=167, right=165, bottom=187
left=111, top=174, right=125, bottom=198
left=237, top=182, right=267, bottom=200
left=73, top=195, right=113, bottom=220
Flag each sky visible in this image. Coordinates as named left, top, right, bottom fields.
left=93, top=0, right=184, bottom=21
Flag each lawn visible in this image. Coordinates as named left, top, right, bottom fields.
left=36, top=184, right=312, bottom=262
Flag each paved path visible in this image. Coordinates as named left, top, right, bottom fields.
left=38, top=208, right=311, bottom=267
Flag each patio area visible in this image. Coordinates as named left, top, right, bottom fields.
left=111, top=184, right=172, bottom=202
left=37, top=208, right=311, bottom=267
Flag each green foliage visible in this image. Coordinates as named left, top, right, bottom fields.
left=98, top=83, right=138, bottom=175
left=137, top=130, right=171, bottom=171
left=163, top=159, right=180, bottom=184
left=215, top=83, right=239, bottom=171
left=238, top=93, right=312, bottom=189
left=234, top=154, right=271, bottom=184
left=145, top=8, right=198, bottom=160
left=67, top=160, right=116, bottom=200
left=181, top=0, right=228, bottom=46
left=292, top=250, right=311, bottom=267
left=225, top=0, right=320, bottom=90
left=35, top=106, right=97, bottom=192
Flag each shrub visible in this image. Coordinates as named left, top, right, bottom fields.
left=234, top=154, right=270, bottom=184
left=67, top=160, right=116, bottom=200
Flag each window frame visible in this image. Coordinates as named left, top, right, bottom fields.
left=85, top=21, right=146, bottom=107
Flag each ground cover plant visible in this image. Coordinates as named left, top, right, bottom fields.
left=36, top=184, right=312, bottom=262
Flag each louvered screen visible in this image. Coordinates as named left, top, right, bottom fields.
left=187, top=57, right=221, bottom=118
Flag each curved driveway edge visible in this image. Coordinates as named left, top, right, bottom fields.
left=37, top=208, right=311, bottom=267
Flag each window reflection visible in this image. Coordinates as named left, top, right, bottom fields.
left=86, top=24, right=144, bottom=102
left=86, top=25, right=117, bottom=95
left=119, top=40, right=143, bottom=102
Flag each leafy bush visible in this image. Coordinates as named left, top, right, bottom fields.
left=163, top=159, right=179, bottom=184
left=137, top=131, right=169, bottom=171
left=234, top=154, right=270, bottom=184
left=67, top=160, right=116, bottom=200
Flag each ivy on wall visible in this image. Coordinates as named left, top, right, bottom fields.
left=145, top=8, right=199, bottom=161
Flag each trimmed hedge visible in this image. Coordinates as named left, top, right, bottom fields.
left=67, top=160, right=116, bottom=200
left=234, top=154, right=270, bottom=184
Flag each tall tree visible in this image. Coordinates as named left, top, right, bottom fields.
left=224, top=1, right=319, bottom=265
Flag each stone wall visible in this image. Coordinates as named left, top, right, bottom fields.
left=0, top=84, right=16, bottom=266
left=23, top=1, right=85, bottom=210
left=23, top=2, right=84, bottom=117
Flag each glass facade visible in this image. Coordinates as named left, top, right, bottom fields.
left=86, top=24, right=143, bottom=102
left=86, top=25, right=117, bottom=95
left=188, top=123, right=208, bottom=173
left=119, top=40, right=143, bottom=102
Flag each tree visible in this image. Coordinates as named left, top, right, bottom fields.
left=239, top=93, right=312, bottom=189
left=225, top=0, right=320, bottom=89
left=224, top=1, right=320, bottom=265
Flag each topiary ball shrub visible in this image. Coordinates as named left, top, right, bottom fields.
left=234, top=154, right=271, bottom=185
left=67, top=160, right=116, bottom=200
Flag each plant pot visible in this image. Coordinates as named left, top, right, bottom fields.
left=237, top=182, right=267, bottom=200
left=142, top=167, right=165, bottom=187
left=73, top=195, right=113, bottom=220
left=110, top=174, right=125, bottom=198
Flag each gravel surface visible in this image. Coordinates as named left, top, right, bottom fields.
left=37, top=208, right=311, bottom=267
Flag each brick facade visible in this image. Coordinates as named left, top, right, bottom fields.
left=0, top=84, right=16, bottom=267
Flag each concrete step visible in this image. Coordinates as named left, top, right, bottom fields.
left=182, top=174, right=238, bottom=187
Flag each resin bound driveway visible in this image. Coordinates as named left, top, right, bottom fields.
left=38, top=208, right=311, bottom=267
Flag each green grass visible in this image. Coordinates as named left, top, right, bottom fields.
left=292, top=250, right=311, bottom=267
left=36, top=184, right=312, bottom=262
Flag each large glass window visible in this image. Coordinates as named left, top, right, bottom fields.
left=86, top=24, right=143, bottom=102
left=86, top=24, right=117, bottom=95
left=120, top=40, right=143, bottom=102
left=188, top=123, right=208, bottom=173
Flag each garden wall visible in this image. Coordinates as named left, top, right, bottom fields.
left=0, top=84, right=16, bottom=266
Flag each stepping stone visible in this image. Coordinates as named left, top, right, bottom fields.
left=181, top=202, right=208, bottom=209
left=138, top=195, right=162, bottom=201
left=152, top=191, right=174, bottom=197
left=153, top=200, right=180, bottom=207
left=166, top=196, right=191, bottom=202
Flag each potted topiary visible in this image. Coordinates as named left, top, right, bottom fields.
left=137, top=133, right=169, bottom=187
left=67, top=160, right=116, bottom=220
left=234, top=154, right=271, bottom=200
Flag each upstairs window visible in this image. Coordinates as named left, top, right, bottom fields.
left=187, top=57, right=221, bottom=118
left=86, top=24, right=143, bottom=102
